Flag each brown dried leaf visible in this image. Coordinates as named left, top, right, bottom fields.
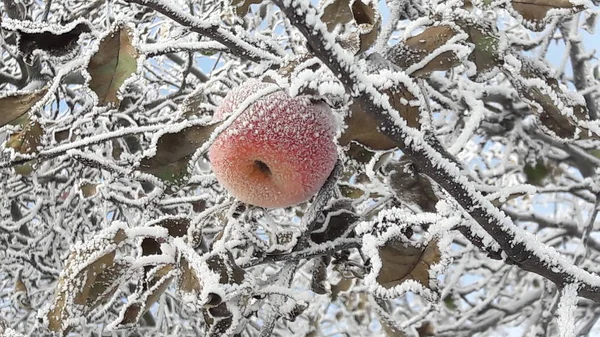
left=389, top=26, right=459, bottom=76
left=48, top=228, right=127, bottom=333
left=352, top=0, right=380, bottom=54
left=231, top=0, right=262, bottom=16
left=13, top=21, right=91, bottom=58
left=385, top=158, right=439, bottom=212
left=321, top=0, right=380, bottom=55
left=118, top=265, right=175, bottom=326
left=377, top=240, right=441, bottom=289
left=321, top=0, right=354, bottom=31
left=86, top=260, right=131, bottom=309
left=340, top=86, right=418, bottom=150
left=512, top=0, right=580, bottom=22
left=0, top=88, right=47, bottom=127
left=416, top=321, right=436, bottom=337
left=139, top=121, right=223, bottom=184
left=79, top=182, right=98, bottom=198
left=6, top=120, right=43, bottom=154
left=206, top=251, right=245, bottom=286
left=181, top=88, right=205, bottom=118
left=88, top=25, right=138, bottom=106
left=179, top=257, right=202, bottom=294
left=331, top=277, right=353, bottom=301
left=510, top=61, right=589, bottom=139
left=464, top=23, right=501, bottom=75
left=142, top=217, right=190, bottom=256
left=203, top=303, right=234, bottom=337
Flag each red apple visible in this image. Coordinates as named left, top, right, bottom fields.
left=208, top=80, right=338, bottom=208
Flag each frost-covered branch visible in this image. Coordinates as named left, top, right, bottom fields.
left=273, top=0, right=600, bottom=302
left=122, top=0, right=282, bottom=64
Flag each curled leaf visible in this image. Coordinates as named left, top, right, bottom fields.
left=116, top=264, right=175, bottom=326
left=1, top=18, right=90, bottom=58
left=385, top=158, right=439, bottom=212
left=377, top=240, right=441, bottom=289
left=231, top=0, right=262, bottom=16
left=88, top=25, right=138, bottom=106
left=507, top=59, right=589, bottom=139
left=321, top=0, right=380, bottom=55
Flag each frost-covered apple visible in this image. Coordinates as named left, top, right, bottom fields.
left=208, top=80, right=338, bottom=208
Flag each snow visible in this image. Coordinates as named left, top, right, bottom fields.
left=557, top=283, right=579, bottom=337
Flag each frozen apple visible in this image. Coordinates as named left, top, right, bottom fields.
left=208, top=80, right=338, bottom=208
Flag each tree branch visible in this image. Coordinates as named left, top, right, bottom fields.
left=273, top=0, right=600, bottom=302
left=122, top=0, right=281, bottom=64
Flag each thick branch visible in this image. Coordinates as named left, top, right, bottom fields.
left=273, top=0, right=600, bottom=302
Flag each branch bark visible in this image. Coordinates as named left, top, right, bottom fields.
left=273, top=0, right=600, bottom=302
left=122, top=0, right=282, bottom=64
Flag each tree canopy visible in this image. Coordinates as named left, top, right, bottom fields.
left=1, top=0, right=600, bottom=336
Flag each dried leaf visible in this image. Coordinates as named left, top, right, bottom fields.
left=231, top=0, right=262, bottom=16
left=385, top=158, right=439, bottom=212
left=339, top=183, right=365, bottom=199
left=416, top=321, right=436, bottom=337
left=178, top=257, right=202, bottom=294
left=0, top=88, right=47, bottom=127
left=181, top=88, right=205, bottom=118
left=464, top=23, right=501, bottom=76
left=345, top=142, right=375, bottom=163
left=117, top=264, right=175, bottom=326
left=377, top=240, right=441, bottom=289
left=6, top=120, right=43, bottom=155
left=142, top=217, right=190, bottom=256
left=16, top=22, right=90, bottom=57
left=382, top=320, right=408, bottom=337
left=79, top=182, right=98, bottom=198
left=48, top=227, right=127, bottom=333
left=139, top=121, right=222, bottom=184
left=340, top=86, right=418, bottom=150
left=352, top=0, right=380, bottom=54
left=88, top=25, right=138, bottom=106
left=86, top=260, right=131, bottom=309
left=311, top=205, right=358, bottom=244
left=508, top=60, right=589, bottom=139
left=511, top=0, right=580, bottom=23
left=321, top=0, right=354, bottom=31
left=205, top=251, right=245, bottom=286
left=331, top=277, right=353, bottom=301
left=321, top=0, right=380, bottom=55
left=203, top=303, right=234, bottom=337
left=388, top=26, right=459, bottom=76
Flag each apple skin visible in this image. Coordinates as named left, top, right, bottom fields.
left=208, top=80, right=338, bottom=208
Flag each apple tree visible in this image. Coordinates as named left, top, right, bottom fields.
left=1, top=0, right=600, bottom=336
